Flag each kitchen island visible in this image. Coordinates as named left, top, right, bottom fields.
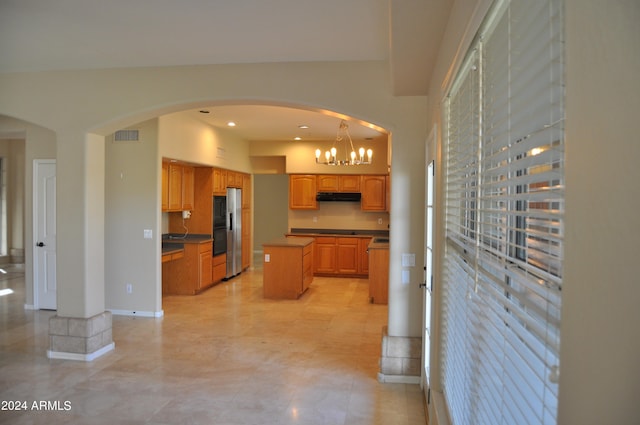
left=263, top=237, right=314, bottom=299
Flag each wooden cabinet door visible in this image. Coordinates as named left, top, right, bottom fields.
left=317, top=175, right=339, bottom=192
left=242, top=174, right=251, bottom=209
left=242, top=208, right=251, bottom=269
left=336, top=238, right=358, bottom=274
left=213, top=168, right=226, bottom=195
left=182, top=165, right=195, bottom=210
left=361, top=175, right=386, bottom=211
left=289, top=175, right=318, bottom=209
left=314, top=236, right=336, bottom=273
left=198, top=250, right=212, bottom=290
left=339, top=175, right=360, bottom=192
left=359, top=237, right=371, bottom=274
left=168, top=163, right=183, bottom=211
left=162, top=161, right=169, bottom=211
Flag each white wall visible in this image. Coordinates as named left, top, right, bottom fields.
left=105, top=119, right=160, bottom=314
left=559, top=1, right=640, bottom=423
left=424, top=0, right=640, bottom=423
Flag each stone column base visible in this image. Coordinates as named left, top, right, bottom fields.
left=47, top=311, right=115, bottom=361
left=378, top=326, right=422, bottom=384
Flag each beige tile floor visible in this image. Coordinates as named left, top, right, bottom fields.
left=0, top=262, right=426, bottom=425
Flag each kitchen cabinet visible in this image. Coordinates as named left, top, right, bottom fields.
left=309, top=235, right=371, bottom=276
left=336, top=237, right=359, bottom=274
left=358, top=237, right=372, bottom=274
left=182, top=165, right=194, bottom=211
left=314, top=236, right=337, bottom=274
left=317, top=174, right=360, bottom=192
left=242, top=174, right=251, bottom=209
left=263, top=237, right=314, bottom=299
left=212, top=253, right=226, bottom=285
left=163, top=161, right=195, bottom=212
left=162, top=161, right=169, bottom=211
left=242, top=208, right=251, bottom=270
left=368, top=241, right=389, bottom=304
left=289, top=175, right=318, bottom=210
left=168, top=163, right=183, bottom=211
left=361, top=175, right=386, bottom=211
left=162, top=239, right=213, bottom=295
left=212, top=168, right=227, bottom=196
left=198, top=247, right=212, bottom=290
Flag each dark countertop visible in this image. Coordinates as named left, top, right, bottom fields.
left=162, top=244, right=184, bottom=255
left=288, top=228, right=389, bottom=238
left=263, top=237, right=315, bottom=248
left=162, top=233, right=212, bottom=244
left=162, top=233, right=212, bottom=256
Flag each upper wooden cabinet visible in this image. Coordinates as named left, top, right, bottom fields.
left=317, top=174, right=360, bottom=192
left=360, top=175, right=386, bottom=211
left=162, top=161, right=196, bottom=212
left=181, top=165, right=194, bottom=211
left=167, top=163, right=184, bottom=211
left=162, top=162, right=169, bottom=211
left=289, top=175, right=318, bottom=210
left=212, top=168, right=226, bottom=196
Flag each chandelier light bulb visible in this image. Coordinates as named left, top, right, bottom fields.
left=314, top=120, right=373, bottom=165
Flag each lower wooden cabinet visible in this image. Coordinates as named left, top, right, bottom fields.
left=336, top=237, right=359, bottom=274
left=212, top=253, right=226, bottom=285
left=312, top=236, right=371, bottom=277
left=368, top=244, right=389, bottom=304
left=263, top=237, right=314, bottom=299
left=162, top=240, right=214, bottom=295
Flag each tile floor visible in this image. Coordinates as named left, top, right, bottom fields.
left=0, top=263, right=426, bottom=425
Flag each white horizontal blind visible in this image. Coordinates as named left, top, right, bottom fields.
left=442, top=0, right=564, bottom=424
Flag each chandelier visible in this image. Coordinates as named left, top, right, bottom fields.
left=315, top=120, right=372, bottom=165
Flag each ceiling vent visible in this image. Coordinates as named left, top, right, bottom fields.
left=113, top=129, right=140, bottom=143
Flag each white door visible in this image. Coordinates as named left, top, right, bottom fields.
left=422, top=160, right=435, bottom=404
left=33, top=160, right=56, bottom=310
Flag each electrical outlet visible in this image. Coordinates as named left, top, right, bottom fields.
left=126, top=284, right=133, bottom=294
left=264, top=254, right=270, bottom=263
left=378, top=218, right=383, bottom=225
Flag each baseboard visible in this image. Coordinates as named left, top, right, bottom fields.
left=377, top=372, right=421, bottom=384
left=108, top=309, right=164, bottom=318
left=47, top=342, right=115, bottom=362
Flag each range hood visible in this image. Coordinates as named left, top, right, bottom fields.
left=316, top=192, right=362, bottom=202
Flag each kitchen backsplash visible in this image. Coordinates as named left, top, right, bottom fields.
left=288, top=202, right=389, bottom=231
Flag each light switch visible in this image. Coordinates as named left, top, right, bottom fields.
left=143, top=229, right=153, bottom=239
left=402, top=253, right=415, bottom=267
left=402, top=270, right=410, bottom=284
left=264, top=254, right=270, bottom=263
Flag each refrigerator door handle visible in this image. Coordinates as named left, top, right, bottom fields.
left=229, top=213, right=233, bottom=231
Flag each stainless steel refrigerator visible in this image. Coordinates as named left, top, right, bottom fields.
left=225, top=188, right=242, bottom=279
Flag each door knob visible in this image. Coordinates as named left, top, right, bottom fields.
left=36, top=242, right=45, bottom=247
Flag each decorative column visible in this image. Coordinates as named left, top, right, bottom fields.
left=47, top=131, right=114, bottom=361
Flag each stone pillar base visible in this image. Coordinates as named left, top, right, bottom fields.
left=47, top=311, right=115, bottom=361
left=378, top=326, right=422, bottom=384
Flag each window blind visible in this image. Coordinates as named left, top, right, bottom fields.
left=441, top=0, right=564, bottom=424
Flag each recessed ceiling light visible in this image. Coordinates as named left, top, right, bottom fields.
left=294, top=137, right=302, bottom=141
left=227, top=121, right=236, bottom=127
left=298, top=125, right=309, bottom=129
